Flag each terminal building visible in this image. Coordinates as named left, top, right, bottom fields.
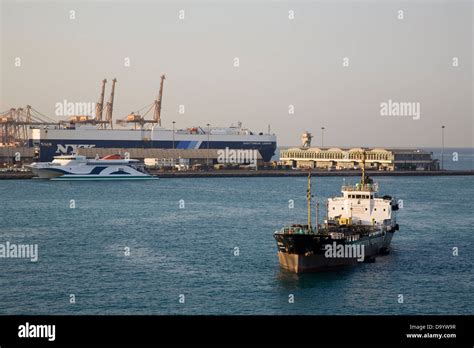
left=279, top=132, right=439, bottom=171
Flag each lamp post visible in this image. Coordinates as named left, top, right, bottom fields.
left=172, top=121, right=176, bottom=149
left=206, top=123, right=210, bottom=168
left=321, top=127, right=325, bottom=147
left=441, top=125, right=445, bottom=170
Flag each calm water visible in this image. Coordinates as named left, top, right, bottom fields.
left=0, top=175, right=473, bottom=315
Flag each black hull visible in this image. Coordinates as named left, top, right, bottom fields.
left=274, top=232, right=394, bottom=273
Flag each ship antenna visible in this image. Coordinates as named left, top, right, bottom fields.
left=315, top=200, right=319, bottom=234
left=307, top=169, right=312, bottom=230
left=361, top=150, right=366, bottom=186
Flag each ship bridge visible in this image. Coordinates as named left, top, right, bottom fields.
left=341, top=182, right=378, bottom=193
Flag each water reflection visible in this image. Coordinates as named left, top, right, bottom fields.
left=274, top=265, right=357, bottom=291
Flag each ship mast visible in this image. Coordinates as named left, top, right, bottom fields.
left=361, top=150, right=366, bottom=186
left=315, top=201, right=319, bottom=233
left=307, top=170, right=312, bottom=229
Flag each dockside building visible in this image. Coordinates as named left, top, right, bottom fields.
left=280, top=147, right=439, bottom=171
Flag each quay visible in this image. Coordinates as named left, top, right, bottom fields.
left=0, top=169, right=472, bottom=180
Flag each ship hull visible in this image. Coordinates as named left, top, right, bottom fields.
left=277, top=251, right=359, bottom=273
left=29, top=128, right=277, bottom=162
left=28, top=167, right=63, bottom=179
left=50, top=175, right=155, bottom=181
left=274, top=231, right=394, bottom=273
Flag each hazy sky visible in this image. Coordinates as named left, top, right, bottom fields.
left=1, top=0, right=472, bottom=147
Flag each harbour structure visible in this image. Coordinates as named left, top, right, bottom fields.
left=0, top=105, right=60, bottom=146
left=12, top=76, right=276, bottom=162
left=274, top=152, right=400, bottom=273
left=280, top=132, right=438, bottom=171
left=0, top=147, right=263, bottom=168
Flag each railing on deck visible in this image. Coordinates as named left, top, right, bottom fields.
left=341, top=183, right=378, bottom=192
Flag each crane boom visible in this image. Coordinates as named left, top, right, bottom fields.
left=95, top=79, right=107, bottom=125
left=104, top=78, right=117, bottom=129
left=153, top=75, right=166, bottom=126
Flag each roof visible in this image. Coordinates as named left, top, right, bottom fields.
left=281, top=147, right=430, bottom=154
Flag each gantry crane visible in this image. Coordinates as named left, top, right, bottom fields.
left=69, top=78, right=115, bottom=129
left=0, top=105, right=61, bottom=145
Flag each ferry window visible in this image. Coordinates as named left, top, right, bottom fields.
left=365, top=208, right=368, bottom=211
left=356, top=195, right=361, bottom=199
left=374, top=208, right=377, bottom=211
left=341, top=207, right=344, bottom=210
left=383, top=209, right=386, bottom=211
left=370, top=195, right=374, bottom=199
left=333, top=207, right=335, bottom=210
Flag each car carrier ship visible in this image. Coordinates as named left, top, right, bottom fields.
left=30, top=122, right=277, bottom=162
left=26, top=76, right=277, bottom=162
left=274, top=152, right=400, bottom=273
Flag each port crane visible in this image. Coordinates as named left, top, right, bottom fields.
left=0, top=105, right=61, bottom=145
left=1, top=74, right=167, bottom=144
left=69, top=78, right=116, bottom=129
left=116, top=75, right=165, bottom=129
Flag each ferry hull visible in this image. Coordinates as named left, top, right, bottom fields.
left=50, top=175, right=156, bottom=181
left=27, top=167, right=63, bottom=179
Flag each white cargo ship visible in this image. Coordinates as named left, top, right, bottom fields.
left=30, top=123, right=277, bottom=162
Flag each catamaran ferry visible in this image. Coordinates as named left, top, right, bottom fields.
left=27, top=154, right=154, bottom=180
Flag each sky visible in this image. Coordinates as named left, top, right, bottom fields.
left=1, top=0, right=472, bottom=147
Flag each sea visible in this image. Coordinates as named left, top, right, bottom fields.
left=0, top=148, right=472, bottom=315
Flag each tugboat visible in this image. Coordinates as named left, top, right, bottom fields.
left=274, top=152, right=399, bottom=273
